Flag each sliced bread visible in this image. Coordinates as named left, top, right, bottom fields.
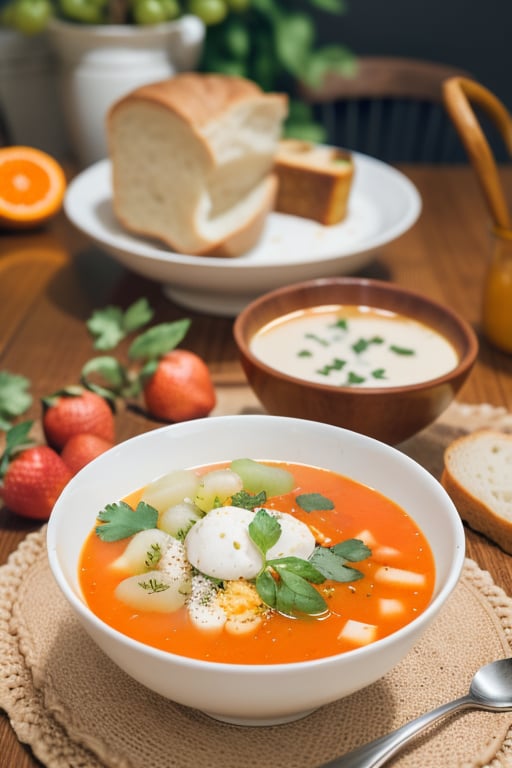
left=107, top=74, right=288, bottom=257
left=441, top=429, right=512, bottom=553
left=273, top=139, right=354, bottom=225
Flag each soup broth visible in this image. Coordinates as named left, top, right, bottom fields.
left=79, top=460, right=435, bottom=665
left=249, top=305, right=459, bottom=388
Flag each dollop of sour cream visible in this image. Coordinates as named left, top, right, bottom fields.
left=185, top=506, right=315, bottom=581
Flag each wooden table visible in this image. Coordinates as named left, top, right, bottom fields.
left=1, top=165, right=512, bottom=767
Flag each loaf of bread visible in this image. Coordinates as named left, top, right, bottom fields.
left=441, top=429, right=512, bottom=553
left=107, top=74, right=288, bottom=257
left=273, top=139, right=354, bottom=225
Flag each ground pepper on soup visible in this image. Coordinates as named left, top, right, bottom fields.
left=79, top=459, right=436, bottom=665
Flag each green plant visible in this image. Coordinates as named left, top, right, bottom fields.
left=0, top=0, right=355, bottom=139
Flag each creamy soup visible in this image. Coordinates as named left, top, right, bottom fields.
left=79, top=459, right=435, bottom=665
left=250, top=305, right=459, bottom=388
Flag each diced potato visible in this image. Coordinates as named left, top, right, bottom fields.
left=352, top=529, right=378, bottom=548
left=374, top=566, right=426, bottom=588
left=159, top=501, right=203, bottom=538
left=115, top=570, right=191, bottom=612
left=338, top=619, right=377, bottom=646
left=141, top=469, right=200, bottom=514
left=378, top=598, right=405, bottom=617
left=373, top=545, right=401, bottom=561
left=230, top=458, right=295, bottom=497
left=112, top=529, right=171, bottom=574
left=194, top=468, right=244, bottom=513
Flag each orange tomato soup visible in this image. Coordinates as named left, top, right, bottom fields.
left=79, top=462, right=435, bottom=664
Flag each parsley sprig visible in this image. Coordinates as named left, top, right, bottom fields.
left=96, top=501, right=158, bottom=541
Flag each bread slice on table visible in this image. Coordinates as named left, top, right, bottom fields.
left=441, top=429, right=512, bottom=554
left=107, top=74, right=288, bottom=257
left=273, top=139, right=354, bottom=225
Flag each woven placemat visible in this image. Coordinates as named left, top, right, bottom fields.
left=1, top=402, right=512, bottom=768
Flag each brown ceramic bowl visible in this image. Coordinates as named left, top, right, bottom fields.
left=233, top=277, right=479, bottom=445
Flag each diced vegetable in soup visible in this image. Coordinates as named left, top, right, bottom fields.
left=249, top=305, right=459, bottom=387
left=79, top=459, right=435, bottom=665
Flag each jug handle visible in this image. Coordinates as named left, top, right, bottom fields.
left=443, top=76, right=512, bottom=230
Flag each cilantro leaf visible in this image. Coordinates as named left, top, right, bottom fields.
left=0, top=371, right=32, bottom=430
left=248, top=508, right=281, bottom=555
left=309, top=546, right=365, bottom=582
left=332, top=538, right=372, bottom=562
left=296, top=492, right=334, bottom=512
left=95, top=501, right=158, bottom=541
left=87, top=299, right=154, bottom=350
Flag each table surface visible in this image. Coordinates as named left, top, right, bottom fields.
left=1, top=164, right=512, bottom=767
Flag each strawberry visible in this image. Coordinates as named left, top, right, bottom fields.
left=0, top=422, right=72, bottom=520
left=60, top=433, right=113, bottom=476
left=143, top=349, right=216, bottom=422
left=42, top=386, right=115, bottom=450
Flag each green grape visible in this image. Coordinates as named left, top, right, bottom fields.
left=226, top=0, right=250, bottom=11
left=59, top=0, right=106, bottom=23
left=161, top=0, right=180, bottom=19
left=133, top=0, right=167, bottom=23
left=189, top=0, right=227, bottom=26
left=223, top=17, right=250, bottom=59
left=11, top=0, right=53, bottom=34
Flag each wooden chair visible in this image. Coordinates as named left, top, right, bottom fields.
left=298, top=57, right=476, bottom=163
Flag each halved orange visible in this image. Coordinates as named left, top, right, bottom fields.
left=0, top=146, right=67, bottom=229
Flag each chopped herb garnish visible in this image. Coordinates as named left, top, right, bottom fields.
left=389, top=345, right=415, bottom=356
left=372, top=368, right=387, bottom=380
left=352, top=336, right=384, bottom=354
left=346, top=371, right=366, bottom=385
left=145, top=543, right=162, bottom=568
left=331, top=318, right=348, bottom=330
left=317, top=358, right=346, bottom=376
left=138, top=578, right=170, bottom=594
left=296, top=492, right=335, bottom=512
left=297, top=349, right=313, bottom=357
left=232, top=489, right=267, bottom=510
left=95, top=500, right=158, bottom=541
left=305, top=333, right=329, bottom=346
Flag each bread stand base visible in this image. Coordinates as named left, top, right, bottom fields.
left=163, top=284, right=257, bottom=317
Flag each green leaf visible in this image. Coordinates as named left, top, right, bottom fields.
left=0, top=371, right=32, bottom=430
left=248, top=508, right=281, bottom=556
left=87, top=306, right=125, bottom=350
left=274, top=12, right=314, bottom=78
left=95, top=501, right=159, bottom=542
left=309, top=546, right=365, bottom=582
left=301, top=45, right=356, bottom=88
left=307, top=0, right=347, bottom=12
left=0, top=420, right=34, bottom=478
left=296, top=492, right=335, bottom=512
left=269, top=556, right=325, bottom=583
left=128, top=319, right=191, bottom=362
left=275, top=572, right=327, bottom=615
left=81, top=355, right=128, bottom=401
left=332, top=538, right=372, bottom=562
left=86, top=299, right=154, bottom=350
left=255, top=569, right=278, bottom=608
left=390, top=345, right=415, bottom=356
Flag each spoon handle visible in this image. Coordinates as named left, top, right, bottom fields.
left=318, top=694, right=473, bottom=768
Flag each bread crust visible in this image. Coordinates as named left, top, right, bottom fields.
left=274, top=139, right=354, bottom=225
left=441, top=429, right=512, bottom=554
left=109, top=73, right=287, bottom=133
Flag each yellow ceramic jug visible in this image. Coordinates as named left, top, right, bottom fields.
left=443, top=77, right=512, bottom=354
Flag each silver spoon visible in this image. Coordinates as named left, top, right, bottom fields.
left=317, top=657, right=512, bottom=768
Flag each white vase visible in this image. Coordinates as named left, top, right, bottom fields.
left=0, top=29, right=69, bottom=158
left=47, top=16, right=205, bottom=168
